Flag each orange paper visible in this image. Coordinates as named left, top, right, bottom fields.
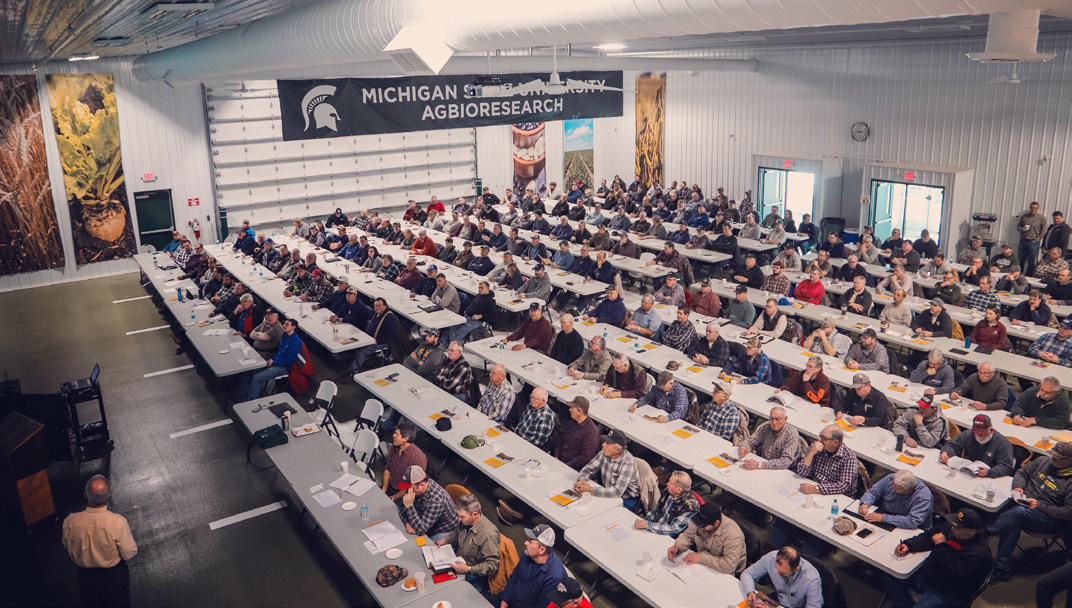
left=672, top=429, right=693, bottom=439
left=1003, top=417, right=1014, bottom=424
left=484, top=457, right=505, bottom=468
left=1036, top=439, right=1054, bottom=450
left=550, top=494, right=576, bottom=506
left=415, top=536, right=427, bottom=546
left=708, top=456, right=730, bottom=468
left=486, top=428, right=501, bottom=438
left=835, top=419, right=857, bottom=432
left=897, top=454, right=922, bottom=466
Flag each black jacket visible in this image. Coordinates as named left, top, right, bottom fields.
left=549, top=328, right=585, bottom=365
left=903, top=522, right=993, bottom=603
left=464, top=293, right=497, bottom=326
left=910, top=309, right=952, bottom=338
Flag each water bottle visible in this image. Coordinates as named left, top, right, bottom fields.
left=299, top=303, right=305, bottom=317
left=830, top=499, right=839, bottom=516
left=360, top=500, right=369, bottom=521
left=603, top=329, right=608, bottom=339
left=177, top=289, right=184, bottom=302
left=191, top=309, right=196, bottom=323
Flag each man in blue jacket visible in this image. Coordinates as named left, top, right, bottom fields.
left=241, top=318, right=302, bottom=400
left=488, top=524, right=568, bottom=608
left=583, top=285, right=627, bottom=326
left=468, top=246, right=495, bottom=276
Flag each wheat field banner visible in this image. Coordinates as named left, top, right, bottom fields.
left=46, top=73, right=135, bottom=265
left=563, top=119, right=594, bottom=190
left=635, top=72, right=665, bottom=187
left=0, top=75, right=65, bottom=275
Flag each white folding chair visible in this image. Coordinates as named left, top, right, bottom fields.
left=138, top=244, right=156, bottom=254
left=349, top=428, right=379, bottom=480
left=311, top=381, right=340, bottom=439
left=644, top=372, right=656, bottom=392
left=358, top=398, right=384, bottom=432
left=639, top=252, right=656, bottom=263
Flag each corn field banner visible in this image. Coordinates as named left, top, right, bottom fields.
left=46, top=73, right=135, bottom=265
left=635, top=72, right=665, bottom=187
left=0, top=75, right=65, bottom=275
left=563, top=119, right=594, bottom=191
left=277, top=71, right=623, bottom=140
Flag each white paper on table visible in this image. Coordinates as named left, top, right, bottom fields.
left=605, top=523, right=630, bottom=541
left=661, top=553, right=707, bottom=584
left=163, top=288, right=176, bottom=293
left=203, top=328, right=230, bottom=336
left=363, top=520, right=401, bottom=541
left=617, top=412, right=642, bottom=425
left=422, top=544, right=458, bottom=569
left=777, top=487, right=806, bottom=504
left=194, top=304, right=213, bottom=310
left=344, top=477, right=377, bottom=497
left=313, top=489, right=342, bottom=508
left=657, top=432, right=680, bottom=445
left=330, top=473, right=361, bottom=491
left=239, top=357, right=259, bottom=366
left=408, top=385, right=438, bottom=400
left=634, top=405, right=664, bottom=418
left=155, top=274, right=165, bottom=278
left=229, top=341, right=245, bottom=349
left=363, top=530, right=407, bottom=555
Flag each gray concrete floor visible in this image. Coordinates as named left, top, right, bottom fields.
left=0, top=272, right=1059, bottom=607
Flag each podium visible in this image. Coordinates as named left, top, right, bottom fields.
left=0, top=411, right=55, bottom=526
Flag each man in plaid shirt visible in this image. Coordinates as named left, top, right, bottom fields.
left=688, top=322, right=731, bottom=368
left=576, top=430, right=641, bottom=512
left=698, top=382, right=740, bottom=442
left=1028, top=318, right=1072, bottom=366
left=661, top=308, right=699, bottom=351
left=727, top=338, right=774, bottom=385
left=375, top=254, right=401, bottom=281
left=738, top=406, right=802, bottom=470
left=629, top=371, right=689, bottom=422
left=964, top=276, right=1000, bottom=312
left=476, top=364, right=515, bottom=423
left=396, top=465, right=459, bottom=541
left=635, top=471, right=699, bottom=536
left=761, top=261, right=792, bottom=296
left=514, top=387, right=556, bottom=450
left=300, top=269, right=334, bottom=305
left=653, top=273, right=687, bottom=306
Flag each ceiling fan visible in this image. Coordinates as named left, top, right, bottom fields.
left=982, top=63, right=1024, bottom=85
left=465, top=45, right=634, bottom=98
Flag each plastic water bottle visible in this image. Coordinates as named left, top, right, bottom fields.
left=603, top=329, right=608, bottom=339
left=191, top=309, right=196, bottom=323
left=360, top=500, right=369, bottom=521
left=299, top=303, right=305, bottom=317
left=177, top=289, right=184, bottom=302
left=830, top=499, right=839, bottom=516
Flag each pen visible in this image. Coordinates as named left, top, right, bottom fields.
left=366, top=519, right=384, bottom=527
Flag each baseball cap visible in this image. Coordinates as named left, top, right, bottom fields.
left=600, top=429, right=629, bottom=448
left=917, top=393, right=935, bottom=409
left=929, top=299, right=943, bottom=307
left=546, top=578, right=583, bottom=606
left=861, top=328, right=878, bottom=339
left=735, top=285, right=748, bottom=294
left=667, top=272, right=680, bottom=280
left=1008, top=264, right=1021, bottom=273
left=528, top=302, right=541, bottom=311
left=949, top=508, right=984, bottom=530
left=746, top=337, right=762, bottom=349
left=772, top=260, right=785, bottom=268
left=692, top=502, right=723, bottom=527
left=398, top=465, right=427, bottom=491
left=605, top=284, right=618, bottom=293
left=264, top=307, right=278, bottom=315
left=700, top=279, right=711, bottom=287
left=567, top=396, right=590, bottom=415
left=972, top=414, right=993, bottom=435
left=1002, top=242, right=1013, bottom=250
left=524, top=523, right=556, bottom=547
left=714, top=381, right=733, bottom=396
left=534, top=264, right=545, bottom=271
left=345, top=286, right=358, bottom=294
left=1062, top=318, right=1072, bottom=330
left=1052, top=442, right=1072, bottom=459
left=338, top=275, right=350, bottom=284
left=427, top=264, right=438, bottom=271
left=311, top=269, right=323, bottom=276
left=851, top=373, right=870, bottom=388
left=424, top=327, right=440, bottom=338
left=480, top=245, right=490, bottom=251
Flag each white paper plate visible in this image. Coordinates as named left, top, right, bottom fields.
left=576, top=506, right=592, bottom=516
left=432, top=601, right=452, bottom=608
left=341, top=501, right=357, bottom=511
left=401, top=581, right=418, bottom=592
left=531, top=469, right=546, bottom=478
left=385, top=548, right=403, bottom=559
left=719, top=468, right=735, bottom=476
left=218, top=349, right=229, bottom=354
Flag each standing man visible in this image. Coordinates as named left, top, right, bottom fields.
left=1019, top=201, right=1047, bottom=277
left=1043, top=210, right=1071, bottom=256
left=62, top=475, right=138, bottom=607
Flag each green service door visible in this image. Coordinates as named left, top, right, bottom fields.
left=133, top=189, right=175, bottom=251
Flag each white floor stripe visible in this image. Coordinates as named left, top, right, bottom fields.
left=169, top=419, right=233, bottom=439
left=143, top=364, right=194, bottom=378
left=113, top=295, right=151, bottom=303
left=209, top=501, right=287, bottom=531
left=126, top=325, right=169, bottom=335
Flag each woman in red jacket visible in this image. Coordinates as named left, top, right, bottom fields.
left=793, top=268, right=826, bottom=305
left=971, top=305, right=1007, bottom=349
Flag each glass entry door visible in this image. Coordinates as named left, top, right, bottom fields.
left=869, top=179, right=946, bottom=246
left=758, top=167, right=815, bottom=222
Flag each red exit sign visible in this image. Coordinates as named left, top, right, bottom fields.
left=187, top=198, right=200, bottom=207
left=783, top=160, right=793, bottom=168
left=904, top=171, right=915, bottom=181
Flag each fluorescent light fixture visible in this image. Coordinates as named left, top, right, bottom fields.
left=94, top=37, right=133, bottom=47
left=68, top=54, right=101, bottom=61
left=144, top=2, right=214, bottom=20
left=595, top=43, right=626, bottom=51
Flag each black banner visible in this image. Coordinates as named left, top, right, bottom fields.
left=277, top=71, right=623, bottom=140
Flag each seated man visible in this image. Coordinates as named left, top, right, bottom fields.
left=514, top=388, right=556, bottom=450
left=833, top=255, right=868, bottom=283
left=624, top=294, right=662, bottom=338
left=748, top=298, right=788, bottom=339
left=834, top=373, right=892, bottom=428
left=599, top=353, right=648, bottom=400
left=837, top=275, right=873, bottom=315
left=741, top=547, right=823, bottom=608
left=1010, top=376, right=1070, bottom=429
left=381, top=422, right=428, bottom=499
left=698, top=382, right=740, bottom=442
left=501, top=303, right=553, bottom=353
left=476, top=364, right=516, bottom=423
left=796, top=425, right=859, bottom=497
left=653, top=273, right=687, bottom=307
left=738, top=407, right=802, bottom=470
left=844, top=328, right=890, bottom=373
left=549, top=314, right=584, bottom=365
left=690, top=279, right=722, bottom=317
left=576, top=430, right=641, bottom=512
left=433, top=341, right=474, bottom=402
left=725, top=285, right=756, bottom=328
left=687, top=322, right=731, bottom=368
left=726, top=337, right=774, bottom=385
left=908, top=348, right=956, bottom=394
left=555, top=397, right=601, bottom=471
left=996, top=264, right=1030, bottom=295
left=635, top=470, right=700, bottom=537
left=490, top=524, right=567, bottom=608
left=396, top=465, right=459, bottom=541
left=989, top=442, right=1072, bottom=582
left=402, top=329, right=445, bottom=381
left=858, top=470, right=934, bottom=531
left=732, top=254, right=765, bottom=288
left=1009, top=289, right=1051, bottom=325
left=950, top=362, right=1010, bottom=411
left=582, top=286, right=627, bottom=327
left=567, top=336, right=612, bottom=381
left=628, top=371, right=688, bottom=423
left=939, top=415, right=1015, bottom=479
left=911, top=300, right=953, bottom=338
left=801, top=318, right=851, bottom=358
left=893, top=391, right=949, bottom=449
left=239, top=318, right=302, bottom=401
left=776, top=355, right=831, bottom=408
left=887, top=509, right=993, bottom=608
left=661, top=307, right=699, bottom=351
left=1028, top=318, right=1072, bottom=367
left=666, top=502, right=746, bottom=574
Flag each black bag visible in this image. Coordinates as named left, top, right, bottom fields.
left=253, top=424, right=289, bottom=448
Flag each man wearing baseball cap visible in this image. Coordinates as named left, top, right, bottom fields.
left=1028, top=317, right=1072, bottom=367
left=668, top=502, right=746, bottom=574
left=555, top=397, right=601, bottom=471
left=989, top=441, right=1072, bottom=582
left=844, top=327, right=890, bottom=373
left=887, top=508, right=992, bottom=606
left=939, top=414, right=1015, bottom=478
left=575, top=430, right=641, bottom=512
left=698, top=382, right=739, bottom=442
left=833, top=373, right=892, bottom=428
left=725, top=337, right=774, bottom=386
left=725, top=284, right=756, bottom=329
left=518, top=263, right=552, bottom=302
left=545, top=577, right=591, bottom=608
left=299, top=268, right=334, bottom=305
left=653, top=272, right=686, bottom=307
left=396, top=465, right=459, bottom=542
left=489, top=523, right=568, bottom=608
left=403, top=329, right=445, bottom=381
left=502, top=302, right=553, bottom=353
left=910, top=299, right=953, bottom=339
left=893, top=389, right=949, bottom=449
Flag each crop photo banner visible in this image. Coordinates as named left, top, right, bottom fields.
left=277, top=71, right=623, bottom=140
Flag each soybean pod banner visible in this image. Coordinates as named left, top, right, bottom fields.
left=277, top=71, right=623, bottom=140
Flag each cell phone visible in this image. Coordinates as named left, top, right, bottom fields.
left=857, top=528, right=874, bottom=538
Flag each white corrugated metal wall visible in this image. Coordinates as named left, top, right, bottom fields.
left=0, top=57, right=213, bottom=291
left=476, top=34, right=1071, bottom=249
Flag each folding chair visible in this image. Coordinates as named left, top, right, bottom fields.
left=348, top=428, right=380, bottom=480
left=311, top=380, right=340, bottom=440
left=358, top=398, right=385, bottom=432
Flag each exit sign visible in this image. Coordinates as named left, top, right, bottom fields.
left=783, top=160, right=793, bottom=168
left=142, top=172, right=155, bottom=182
left=904, top=171, right=915, bottom=181
left=187, top=198, right=200, bottom=207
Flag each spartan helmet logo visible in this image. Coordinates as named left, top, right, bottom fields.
left=301, top=84, right=339, bottom=132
